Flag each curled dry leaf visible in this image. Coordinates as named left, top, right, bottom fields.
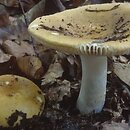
left=114, top=63, right=130, bottom=86
left=2, top=40, right=36, bottom=58
left=42, top=62, right=64, bottom=85
left=17, top=56, right=44, bottom=79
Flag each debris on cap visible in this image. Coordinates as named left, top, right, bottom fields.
left=29, top=3, right=130, bottom=56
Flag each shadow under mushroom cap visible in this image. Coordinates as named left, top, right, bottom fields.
left=29, top=3, right=130, bottom=56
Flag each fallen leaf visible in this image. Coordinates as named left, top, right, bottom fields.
left=41, top=62, right=64, bottom=85
left=102, top=122, right=130, bottom=130
left=0, top=0, right=45, bottom=42
left=114, top=63, right=130, bottom=86
left=0, top=49, right=12, bottom=63
left=9, top=17, right=29, bottom=40
left=34, top=43, right=55, bottom=70
left=119, top=56, right=128, bottom=63
left=17, top=56, right=44, bottom=79
left=60, top=54, right=81, bottom=80
left=48, top=80, right=71, bottom=102
left=2, top=40, right=36, bottom=58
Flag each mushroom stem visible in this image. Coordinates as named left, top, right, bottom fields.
left=77, top=55, right=107, bottom=114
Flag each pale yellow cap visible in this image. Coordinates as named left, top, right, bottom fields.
left=28, top=3, right=130, bottom=56
left=0, top=75, right=45, bottom=127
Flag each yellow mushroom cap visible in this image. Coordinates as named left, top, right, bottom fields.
left=0, top=75, right=45, bottom=127
left=29, top=3, right=130, bottom=56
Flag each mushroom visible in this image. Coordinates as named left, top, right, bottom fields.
left=28, top=3, right=130, bottom=114
left=0, top=74, right=45, bottom=127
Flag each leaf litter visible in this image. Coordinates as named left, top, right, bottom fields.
left=0, top=0, right=129, bottom=130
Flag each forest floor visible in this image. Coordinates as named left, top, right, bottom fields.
left=0, top=0, right=129, bottom=130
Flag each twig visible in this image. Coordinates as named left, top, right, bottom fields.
left=20, top=0, right=45, bottom=23
left=18, top=0, right=28, bottom=27
left=18, top=0, right=45, bottom=44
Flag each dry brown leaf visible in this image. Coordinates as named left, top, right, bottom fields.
left=0, top=0, right=45, bottom=42
left=2, top=40, right=36, bottom=58
left=17, top=56, right=44, bottom=79
left=102, top=122, right=130, bottom=130
left=114, top=63, right=130, bottom=86
left=34, top=43, right=55, bottom=70
left=41, top=62, right=63, bottom=85
left=47, top=80, right=71, bottom=102
left=60, top=54, right=81, bottom=79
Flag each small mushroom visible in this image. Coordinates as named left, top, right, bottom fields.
left=28, top=3, right=130, bottom=114
left=0, top=75, right=45, bottom=127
